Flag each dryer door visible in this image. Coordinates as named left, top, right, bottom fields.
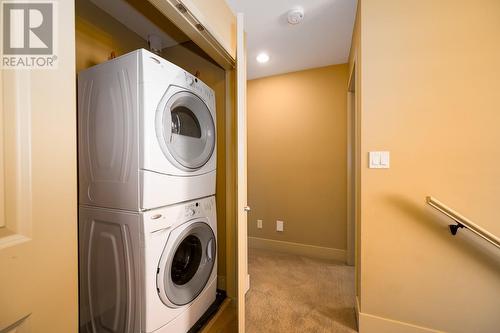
left=156, top=89, right=215, bottom=171
left=157, top=221, right=216, bottom=307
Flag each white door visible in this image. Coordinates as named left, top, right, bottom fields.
left=236, top=12, right=249, bottom=333
left=0, top=1, right=78, bottom=332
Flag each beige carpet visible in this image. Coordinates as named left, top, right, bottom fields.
left=246, top=248, right=358, bottom=333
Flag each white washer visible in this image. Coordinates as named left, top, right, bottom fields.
left=79, top=196, right=217, bottom=333
left=143, top=196, right=217, bottom=333
left=78, top=49, right=216, bottom=210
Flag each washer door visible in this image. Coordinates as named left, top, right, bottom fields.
left=156, top=89, right=215, bottom=171
left=157, top=221, right=216, bottom=307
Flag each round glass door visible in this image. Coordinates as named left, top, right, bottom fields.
left=157, top=90, right=215, bottom=171
left=171, top=235, right=202, bottom=285
left=158, top=222, right=216, bottom=306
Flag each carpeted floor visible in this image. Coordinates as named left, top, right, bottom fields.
left=246, top=248, right=358, bottom=333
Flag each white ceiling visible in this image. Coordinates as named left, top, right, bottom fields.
left=225, top=0, right=357, bottom=79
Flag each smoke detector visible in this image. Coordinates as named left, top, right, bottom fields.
left=287, top=7, right=304, bottom=25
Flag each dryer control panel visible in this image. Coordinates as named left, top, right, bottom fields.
left=184, top=72, right=215, bottom=106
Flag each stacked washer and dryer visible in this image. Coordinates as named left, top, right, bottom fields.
left=78, top=49, right=218, bottom=333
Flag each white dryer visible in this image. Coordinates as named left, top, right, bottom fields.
left=79, top=196, right=217, bottom=333
left=78, top=49, right=216, bottom=210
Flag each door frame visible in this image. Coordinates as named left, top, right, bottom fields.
left=346, top=65, right=356, bottom=266
left=347, top=58, right=361, bottom=321
left=235, top=12, right=248, bottom=333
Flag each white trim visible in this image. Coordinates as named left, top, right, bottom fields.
left=248, top=237, right=346, bottom=262
left=236, top=12, right=247, bottom=333
left=0, top=234, right=30, bottom=250
left=177, top=0, right=232, bottom=58
left=146, top=0, right=235, bottom=69
left=359, top=312, right=444, bottom=333
left=346, top=88, right=355, bottom=266
left=0, top=70, right=33, bottom=248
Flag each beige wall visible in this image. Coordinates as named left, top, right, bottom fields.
left=354, top=0, right=500, bottom=332
left=247, top=65, right=349, bottom=252
left=75, top=0, right=148, bottom=72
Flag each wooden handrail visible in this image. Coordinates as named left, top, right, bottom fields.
left=426, top=196, right=500, bottom=249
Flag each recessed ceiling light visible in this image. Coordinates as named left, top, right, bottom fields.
left=256, top=53, right=270, bottom=64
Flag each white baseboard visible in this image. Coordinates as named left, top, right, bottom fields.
left=359, top=312, right=443, bottom=333
left=248, top=237, right=346, bottom=262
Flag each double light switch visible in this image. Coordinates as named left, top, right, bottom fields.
left=369, top=151, right=390, bottom=169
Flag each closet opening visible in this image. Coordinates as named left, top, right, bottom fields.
left=75, top=0, right=237, bottom=331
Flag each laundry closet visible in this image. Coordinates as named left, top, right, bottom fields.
left=75, top=0, right=242, bottom=331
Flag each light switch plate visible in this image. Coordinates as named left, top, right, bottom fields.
left=369, top=151, right=390, bottom=169
left=257, top=219, right=263, bottom=229
left=380, top=151, right=390, bottom=167
left=276, top=220, right=284, bottom=232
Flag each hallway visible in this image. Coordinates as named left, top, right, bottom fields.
left=246, top=248, right=357, bottom=333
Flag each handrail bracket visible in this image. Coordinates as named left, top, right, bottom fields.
left=449, top=223, right=464, bottom=236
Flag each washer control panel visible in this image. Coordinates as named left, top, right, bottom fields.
left=184, top=201, right=200, bottom=218
left=144, top=196, right=215, bottom=233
